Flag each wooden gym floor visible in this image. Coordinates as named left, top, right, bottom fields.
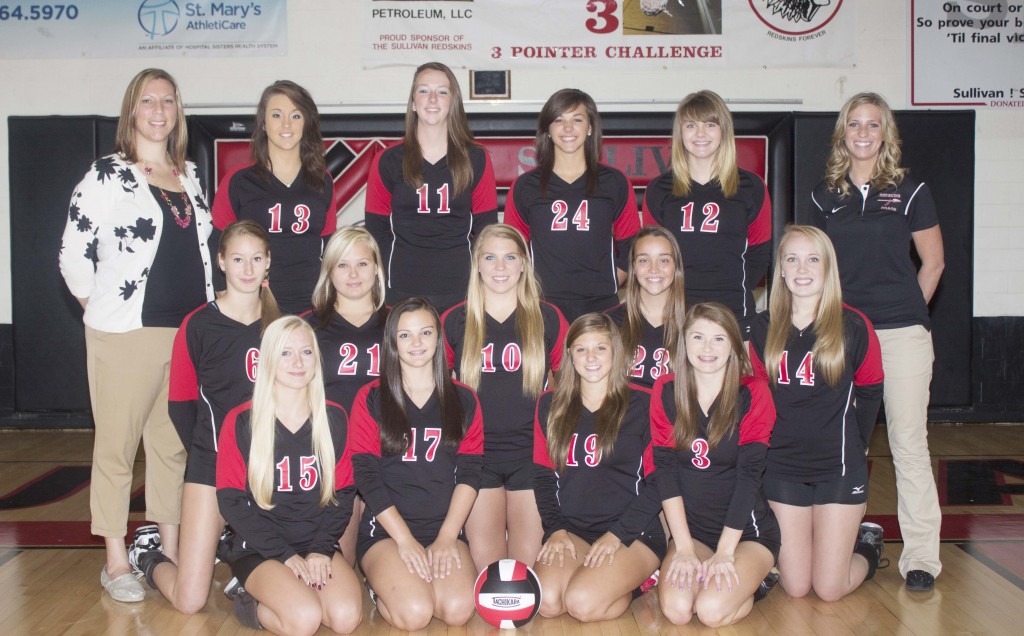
left=2, top=424, right=1024, bottom=634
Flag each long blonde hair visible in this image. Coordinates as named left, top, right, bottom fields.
left=546, top=313, right=631, bottom=470
left=673, top=303, right=751, bottom=450
left=825, top=92, right=906, bottom=197
left=402, top=62, right=477, bottom=197
left=248, top=316, right=335, bottom=510
left=460, top=224, right=546, bottom=398
left=621, top=226, right=686, bottom=366
left=115, top=68, right=188, bottom=173
left=670, top=90, right=739, bottom=198
left=764, top=226, right=845, bottom=388
left=311, top=226, right=387, bottom=329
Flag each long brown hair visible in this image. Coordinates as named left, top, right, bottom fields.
left=114, top=68, right=188, bottom=173
left=217, top=220, right=281, bottom=332
left=251, top=80, right=327, bottom=191
left=546, top=313, right=631, bottom=470
left=670, top=90, right=739, bottom=198
left=402, top=62, right=477, bottom=197
left=534, top=88, right=602, bottom=197
left=825, top=92, right=906, bottom=197
left=460, top=224, right=546, bottom=398
left=764, top=225, right=845, bottom=388
left=621, top=225, right=686, bottom=367
left=673, top=303, right=751, bottom=450
left=378, top=297, right=466, bottom=455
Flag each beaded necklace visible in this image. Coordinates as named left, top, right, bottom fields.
left=141, top=159, right=193, bottom=229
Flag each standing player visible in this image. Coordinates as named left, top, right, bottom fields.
left=441, top=224, right=568, bottom=572
left=809, top=92, right=945, bottom=591
left=349, top=297, right=484, bottom=630
left=748, top=225, right=885, bottom=601
left=532, top=313, right=664, bottom=623
left=306, top=226, right=389, bottom=564
left=213, top=81, right=336, bottom=314
left=504, top=88, right=640, bottom=323
left=606, top=225, right=686, bottom=389
left=132, top=220, right=279, bottom=613
left=642, top=90, right=771, bottom=336
left=652, top=303, right=779, bottom=628
left=365, top=62, right=499, bottom=313
left=215, top=316, right=362, bottom=634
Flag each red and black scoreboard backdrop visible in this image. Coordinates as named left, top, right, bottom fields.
left=8, top=110, right=990, bottom=425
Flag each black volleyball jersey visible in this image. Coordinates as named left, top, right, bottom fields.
left=504, top=164, right=640, bottom=301
left=809, top=176, right=940, bottom=329
left=349, top=380, right=484, bottom=536
left=212, top=164, right=336, bottom=314
left=533, top=385, right=662, bottom=545
left=303, top=309, right=387, bottom=413
left=168, top=302, right=260, bottom=454
left=441, top=301, right=568, bottom=462
left=605, top=303, right=670, bottom=389
left=748, top=307, right=884, bottom=482
left=216, top=401, right=354, bottom=562
left=651, top=375, right=776, bottom=536
left=364, top=143, right=498, bottom=296
left=642, top=169, right=771, bottom=329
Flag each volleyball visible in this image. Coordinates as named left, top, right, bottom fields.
left=474, top=559, right=542, bottom=628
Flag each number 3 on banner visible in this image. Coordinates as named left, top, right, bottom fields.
left=586, top=0, right=619, bottom=34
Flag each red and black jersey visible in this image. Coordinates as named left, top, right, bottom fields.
left=441, top=301, right=568, bottom=463
left=364, top=143, right=498, bottom=297
left=651, top=374, right=776, bottom=537
left=168, top=302, right=260, bottom=454
left=303, top=309, right=387, bottom=414
left=605, top=303, right=671, bottom=390
left=504, top=164, right=639, bottom=302
left=642, top=169, right=771, bottom=331
left=349, top=380, right=484, bottom=537
left=212, top=164, right=337, bottom=314
left=748, top=307, right=883, bottom=482
left=809, top=176, right=940, bottom=329
left=216, top=401, right=354, bottom=563
left=533, top=385, right=662, bottom=545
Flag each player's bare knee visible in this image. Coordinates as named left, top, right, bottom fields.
left=812, top=580, right=849, bottom=603
left=538, top=592, right=564, bottom=618
left=694, top=596, right=738, bottom=629
left=172, top=589, right=210, bottom=616
left=779, top=576, right=811, bottom=599
left=658, top=596, right=695, bottom=626
left=323, top=600, right=362, bottom=634
left=563, top=585, right=607, bottom=623
left=437, top=595, right=475, bottom=626
left=388, top=598, right=433, bottom=631
left=280, top=602, right=323, bottom=636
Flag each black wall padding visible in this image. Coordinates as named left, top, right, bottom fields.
left=9, top=116, right=117, bottom=411
left=792, top=112, right=975, bottom=407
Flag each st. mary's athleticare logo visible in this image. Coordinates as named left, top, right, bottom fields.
left=749, top=0, right=843, bottom=36
left=139, top=0, right=181, bottom=39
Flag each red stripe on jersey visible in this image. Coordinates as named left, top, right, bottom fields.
left=363, top=149, right=392, bottom=217
left=501, top=179, right=530, bottom=241
left=650, top=374, right=676, bottom=450
left=454, top=379, right=485, bottom=456
left=326, top=399, right=355, bottom=490
left=471, top=150, right=498, bottom=213
left=440, top=302, right=464, bottom=369
left=532, top=391, right=555, bottom=469
left=845, top=304, right=885, bottom=386
left=640, top=193, right=658, bottom=228
left=611, top=170, right=641, bottom=240
left=547, top=302, right=569, bottom=372
left=349, top=381, right=384, bottom=457
left=747, top=341, right=769, bottom=383
left=747, top=178, right=772, bottom=247
left=322, top=170, right=338, bottom=236
left=216, top=401, right=252, bottom=491
left=211, top=163, right=252, bottom=230
left=738, top=376, right=775, bottom=446
left=168, top=305, right=204, bottom=402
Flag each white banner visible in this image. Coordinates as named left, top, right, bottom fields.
left=910, top=0, right=1024, bottom=108
left=0, top=0, right=287, bottom=58
left=361, top=0, right=855, bottom=69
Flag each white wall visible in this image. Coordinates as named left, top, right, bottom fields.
left=1, top=0, right=1019, bottom=322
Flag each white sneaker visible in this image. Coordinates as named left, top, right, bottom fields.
left=128, top=525, right=162, bottom=576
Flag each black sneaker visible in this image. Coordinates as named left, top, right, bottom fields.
left=233, top=589, right=263, bottom=629
left=753, top=567, right=780, bottom=603
left=216, top=526, right=236, bottom=564
left=854, top=522, right=885, bottom=580
left=137, top=549, right=171, bottom=589
left=906, top=569, right=935, bottom=591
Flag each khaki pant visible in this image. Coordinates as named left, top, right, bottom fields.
left=85, top=326, right=185, bottom=537
left=876, top=325, right=942, bottom=578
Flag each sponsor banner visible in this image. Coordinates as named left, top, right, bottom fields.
left=910, top=0, right=1024, bottom=108
left=361, top=0, right=853, bottom=69
left=0, top=0, right=287, bottom=58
